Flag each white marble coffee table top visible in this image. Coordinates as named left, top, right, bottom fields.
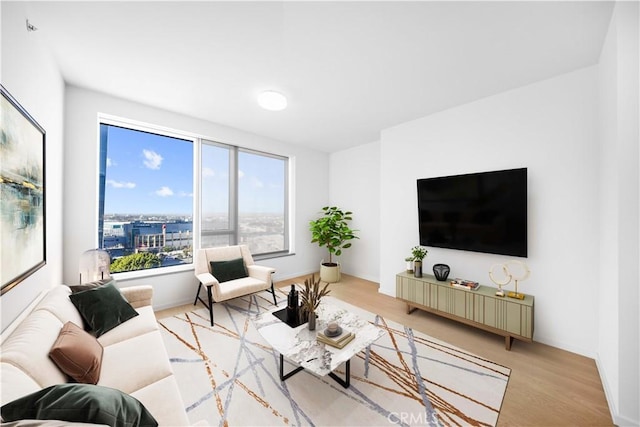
left=253, top=296, right=386, bottom=377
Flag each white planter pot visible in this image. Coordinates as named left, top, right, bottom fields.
left=320, top=263, right=341, bottom=283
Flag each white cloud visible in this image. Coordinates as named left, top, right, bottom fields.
left=106, top=158, right=114, bottom=167
left=238, top=170, right=245, bottom=179
left=143, top=149, right=163, bottom=170
left=107, top=179, right=135, bottom=189
left=178, top=191, right=193, bottom=198
left=251, top=177, right=264, bottom=189
left=202, top=167, right=215, bottom=178
left=155, top=186, right=174, bottom=197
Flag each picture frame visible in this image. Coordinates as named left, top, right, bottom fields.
left=1, top=84, right=46, bottom=295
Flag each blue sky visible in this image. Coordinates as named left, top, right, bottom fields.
left=104, top=125, right=285, bottom=215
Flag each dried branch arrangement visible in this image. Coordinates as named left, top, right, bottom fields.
left=300, top=274, right=331, bottom=313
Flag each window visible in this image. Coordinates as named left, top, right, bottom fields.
left=98, top=123, right=194, bottom=273
left=201, top=141, right=288, bottom=256
left=237, top=150, right=287, bottom=254
left=98, top=119, right=290, bottom=276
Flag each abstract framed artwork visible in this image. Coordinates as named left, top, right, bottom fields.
left=1, top=85, right=46, bottom=295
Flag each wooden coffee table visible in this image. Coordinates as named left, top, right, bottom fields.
left=253, top=297, right=385, bottom=388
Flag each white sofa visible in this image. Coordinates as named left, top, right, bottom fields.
left=0, top=284, right=190, bottom=426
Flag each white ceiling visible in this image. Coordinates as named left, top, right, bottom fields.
left=26, top=1, right=614, bottom=153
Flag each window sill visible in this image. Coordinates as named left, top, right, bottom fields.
left=253, top=251, right=295, bottom=262
left=112, top=263, right=194, bottom=282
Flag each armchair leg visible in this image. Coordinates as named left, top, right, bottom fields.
left=270, top=282, right=277, bottom=305
left=194, top=282, right=215, bottom=327
left=207, top=285, right=214, bottom=327
left=194, top=282, right=203, bottom=306
left=269, top=272, right=277, bottom=305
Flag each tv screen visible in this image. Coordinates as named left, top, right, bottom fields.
left=417, top=168, right=527, bottom=257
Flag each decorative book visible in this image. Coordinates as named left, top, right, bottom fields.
left=316, top=330, right=355, bottom=349
left=450, top=278, right=480, bottom=291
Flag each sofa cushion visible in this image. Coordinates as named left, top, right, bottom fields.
left=69, top=282, right=139, bottom=337
left=0, top=311, right=69, bottom=389
left=130, top=375, right=190, bottom=427
left=33, top=285, right=85, bottom=327
left=49, top=321, right=103, bottom=384
left=210, top=257, right=248, bottom=283
left=0, top=363, right=41, bottom=406
left=97, top=305, right=158, bottom=348
left=0, top=383, right=157, bottom=427
left=212, top=276, right=270, bottom=302
left=98, top=330, right=173, bottom=395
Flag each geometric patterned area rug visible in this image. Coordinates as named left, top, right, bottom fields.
left=158, top=290, right=510, bottom=427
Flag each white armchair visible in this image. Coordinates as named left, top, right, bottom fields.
left=194, top=245, right=277, bottom=326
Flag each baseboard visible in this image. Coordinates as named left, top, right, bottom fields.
left=152, top=271, right=319, bottom=312
left=615, top=413, right=639, bottom=427
left=596, top=355, right=619, bottom=425
left=531, top=334, right=594, bottom=359
left=595, top=354, right=640, bottom=426
left=154, top=297, right=194, bottom=312
left=274, top=270, right=322, bottom=284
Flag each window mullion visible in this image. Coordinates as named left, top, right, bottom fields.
left=230, top=147, right=238, bottom=246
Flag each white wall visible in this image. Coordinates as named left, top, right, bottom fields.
left=63, top=86, right=329, bottom=310
left=329, top=141, right=381, bottom=282
left=378, top=67, right=600, bottom=357
left=1, top=2, right=65, bottom=331
left=597, top=2, right=639, bottom=426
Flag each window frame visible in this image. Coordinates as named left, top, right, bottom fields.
left=97, top=115, right=199, bottom=279
left=200, top=140, right=290, bottom=258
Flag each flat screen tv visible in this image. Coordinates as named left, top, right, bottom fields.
left=417, top=168, right=527, bottom=257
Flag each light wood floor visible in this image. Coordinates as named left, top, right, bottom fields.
left=156, top=274, right=613, bottom=426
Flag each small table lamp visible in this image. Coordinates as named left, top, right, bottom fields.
left=79, top=249, right=112, bottom=284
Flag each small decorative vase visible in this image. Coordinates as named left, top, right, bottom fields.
left=308, top=310, right=316, bottom=331
left=433, top=264, right=450, bottom=281
left=414, top=260, right=422, bottom=278
left=406, top=260, right=414, bottom=273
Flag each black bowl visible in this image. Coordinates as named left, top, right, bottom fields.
left=433, top=264, right=450, bottom=281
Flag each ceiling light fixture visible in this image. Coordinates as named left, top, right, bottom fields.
left=258, top=90, right=287, bottom=111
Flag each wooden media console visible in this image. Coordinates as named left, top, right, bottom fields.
left=396, top=271, right=534, bottom=350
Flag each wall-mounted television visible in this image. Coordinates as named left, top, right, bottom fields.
left=417, top=168, right=527, bottom=257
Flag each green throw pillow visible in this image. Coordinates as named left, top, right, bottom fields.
left=210, top=257, right=248, bottom=283
left=69, top=281, right=138, bottom=337
left=0, top=383, right=158, bottom=427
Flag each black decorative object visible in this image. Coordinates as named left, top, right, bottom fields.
left=433, top=264, right=450, bottom=281
left=286, top=285, right=299, bottom=324
left=273, top=307, right=304, bottom=328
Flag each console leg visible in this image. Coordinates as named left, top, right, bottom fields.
left=505, top=336, right=513, bottom=351
left=407, top=304, right=417, bottom=314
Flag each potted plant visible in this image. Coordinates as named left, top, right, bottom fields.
left=411, top=246, right=428, bottom=277
left=309, top=206, right=358, bottom=283
left=300, top=274, right=331, bottom=330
